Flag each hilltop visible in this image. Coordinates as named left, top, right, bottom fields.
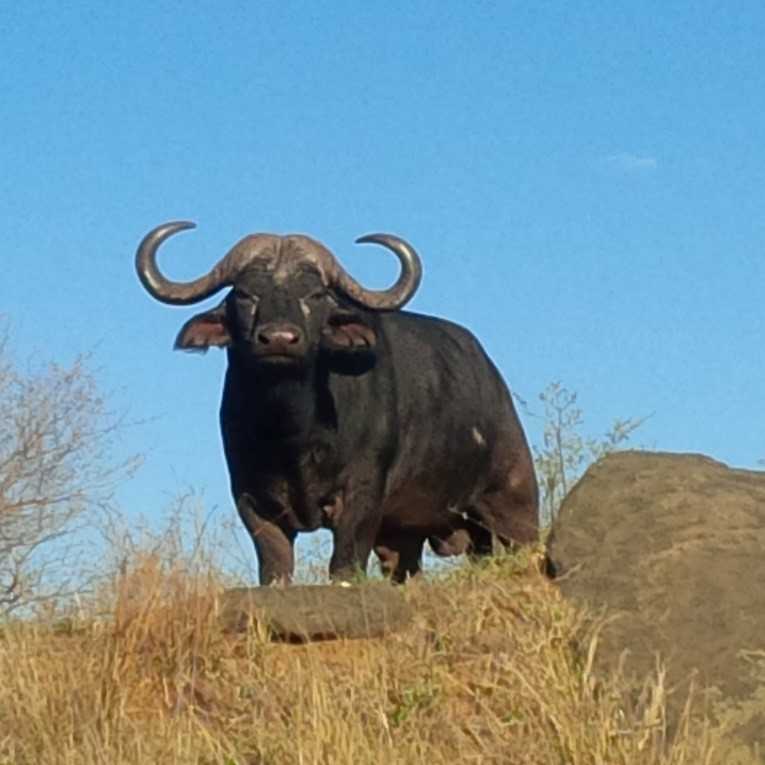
left=0, top=549, right=731, bottom=765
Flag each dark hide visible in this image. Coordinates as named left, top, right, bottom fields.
left=176, top=266, right=538, bottom=584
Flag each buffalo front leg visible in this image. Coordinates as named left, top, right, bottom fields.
left=327, top=487, right=383, bottom=583
left=236, top=494, right=296, bottom=585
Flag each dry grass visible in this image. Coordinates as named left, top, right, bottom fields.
left=0, top=549, right=731, bottom=765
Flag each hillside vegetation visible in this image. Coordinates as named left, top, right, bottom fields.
left=0, top=548, right=731, bottom=765
left=0, top=340, right=735, bottom=763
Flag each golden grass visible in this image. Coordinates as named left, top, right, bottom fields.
left=0, top=550, right=732, bottom=765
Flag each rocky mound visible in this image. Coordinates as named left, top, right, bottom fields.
left=546, top=450, right=765, bottom=757
left=219, top=583, right=412, bottom=641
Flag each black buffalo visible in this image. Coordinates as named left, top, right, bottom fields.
left=136, top=222, right=538, bottom=583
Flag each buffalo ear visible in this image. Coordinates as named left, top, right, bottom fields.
left=174, top=303, right=231, bottom=353
left=320, top=310, right=378, bottom=355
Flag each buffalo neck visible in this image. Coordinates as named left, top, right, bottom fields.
left=226, top=353, right=335, bottom=443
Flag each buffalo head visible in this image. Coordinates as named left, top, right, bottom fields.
left=135, top=222, right=422, bottom=369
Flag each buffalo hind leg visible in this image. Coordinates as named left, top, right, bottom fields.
left=470, top=476, right=539, bottom=554
left=427, top=521, right=493, bottom=563
left=236, top=494, right=296, bottom=585
left=429, top=528, right=469, bottom=556
left=374, top=534, right=424, bottom=584
left=466, top=515, right=494, bottom=558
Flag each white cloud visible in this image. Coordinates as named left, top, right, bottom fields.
left=604, top=152, right=659, bottom=173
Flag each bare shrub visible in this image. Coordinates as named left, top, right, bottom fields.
left=0, top=323, right=138, bottom=615
left=518, top=382, right=648, bottom=525
left=93, top=491, right=251, bottom=604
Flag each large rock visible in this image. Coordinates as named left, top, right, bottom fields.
left=546, top=451, right=765, bottom=755
left=218, top=583, right=412, bottom=642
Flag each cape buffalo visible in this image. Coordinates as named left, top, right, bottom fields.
left=136, top=222, right=538, bottom=583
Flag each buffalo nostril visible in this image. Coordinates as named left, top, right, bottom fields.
left=258, top=327, right=301, bottom=346
left=276, top=330, right=299, bottom=345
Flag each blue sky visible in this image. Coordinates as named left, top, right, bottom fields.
left=2, top=2, right=764, bottom=557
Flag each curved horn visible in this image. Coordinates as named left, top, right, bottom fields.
left=332, top=233, right=422, bottom=310
left=135, top=221, right=233, bottom=306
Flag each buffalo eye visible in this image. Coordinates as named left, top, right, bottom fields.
left=305, top=288, right=327, bottom=302
left=234, top=288, right=258, bottom=303
left=233, top=291, right=259, bottom=314
left=299, top=288, right=329, bottom=318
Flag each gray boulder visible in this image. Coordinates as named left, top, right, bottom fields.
left=546, top=451, right=765, bottom=756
